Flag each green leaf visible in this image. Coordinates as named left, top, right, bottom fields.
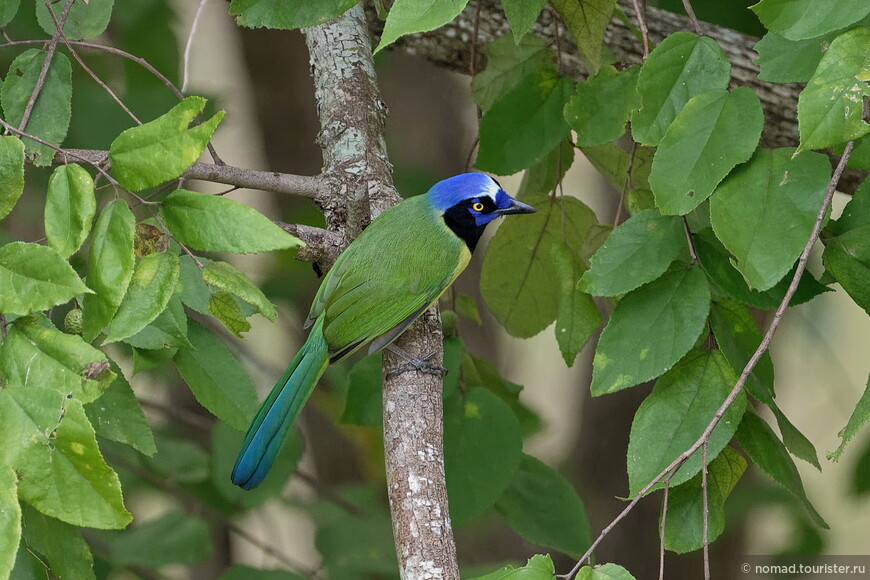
left=845, top=134, right=870, bottom=170
left=0, top=49, right=72, bottom=164
left=797, top=27, right=870, bottom=152
left=229, top=0, right=356, bottom=29
left=202, top=260, right=276, bottom=321
left=822, top=227, right=870, bottom=314
left=178, top=254, right=212, bottom=315
left=580, top=210, right=686, bottom=296
left=44, top=164, right=96, bottom=258
left=581, top=142, right=653, bottom=200
left=695, top=228, right=831, bottom=309
left=211, top=421, right=303, bottom=508
left=84, top=360, right=156, bottom=456
left=109, top=96, right=224, bottom=190
left=0, top=0, right=18, bottom=27
left=173, top=320, right=259, bottom=430
left=503, top=0, right=547, bottom=41
left=823, top=179, right=870, bottom=313
left=444, top=387, right=523, bottom=526
left=828, top=375, right=870, bottom=461
left=631, top=33, right=731, bottom=147
left=0, top=316, right=114, bottom=404
left=577, top=563, right=637, bottom=580
left=709, top=300, right=775, bottom=403
left=550, top=0, right=617, bottom=75
left=208, top=289, right=252, bottom=337
left=476, top=68, right=574, bottom=175
left=710, top=148, right=831, bottom=290
left=103, top=252, right=180, bottom=344
left=0, top=136, right=24, bottom=220
left=123, top=293, right=192, bottom=350
left=0, top=242, right=90, bottom=315
left=21, top=505, right=95, bottom=580
left=144, top=434, right=209, bottom=484
left=627, top=350, right=746, bottom=494
left=161, top=189, right=302, bottom=253
left=221, top=566, right=304, bottom=580
left=751, top=0, right=870, bottom=41
left=81, top=199, right=136, bottom=341
left=472, top=35, right=555, bottom=112
left=481, top=194, right=598, bottom=337
left=340, top=353, right=383, bottom=426
left=663, top=447, right=746, bottom=553
left=650, top=87, right=764, bottom=216
left=0, top=387, right=131, bottom=529
left=854, top=441, right=870, bottom=496
left=495, top=454, right=591, bottom=556
left=0, top=466, right=20, bottom=580
left=312, top=487, right=397, bottom=578
left=454, top=293, right=482, bottom=324
left=375, top=0, right=470, bottom=54
left=462, top=349, right=542, bottom=437
left=36, top=0, right=114, bottom=40
left=565, top=65, right=640, bottom=147
left=736, top=411, right=828, bottom=528
left=517, top=138, right=575, bottom=197
left=754, top=31, right=834, bottom=84
left=552, top=245, right=601, bottom=366
left=102, top=511, right=212, bottom=567
left=591, top=267, right=711, bottom=395
left=469, top=555, right=556, bottom=580
left=711, top=300, right=826, bottom=471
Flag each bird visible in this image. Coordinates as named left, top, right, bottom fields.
left=231, top=172, right=536, bottom=489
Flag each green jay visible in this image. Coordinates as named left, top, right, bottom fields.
left=232, top=172, right=535, bottom=489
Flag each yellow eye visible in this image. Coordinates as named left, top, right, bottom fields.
left=472, top=202, right=485, bottom=212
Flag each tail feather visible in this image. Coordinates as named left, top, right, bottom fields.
left=231, top=319, right=329, bottom=490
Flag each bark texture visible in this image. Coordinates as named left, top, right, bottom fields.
left=303, top=6, right=459, bottom=579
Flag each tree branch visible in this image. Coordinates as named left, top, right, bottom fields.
left=51, top=148, right=324, bottom=198
left=364, top=0, right=867, bottom=195
left=303, top=6, right=459, bottom=579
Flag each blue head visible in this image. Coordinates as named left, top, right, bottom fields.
left=428, top=173, right=536, bottom=252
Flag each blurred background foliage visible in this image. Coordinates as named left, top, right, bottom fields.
left=1, top=0, right=869, bottom=578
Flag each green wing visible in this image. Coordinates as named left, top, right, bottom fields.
left=307, top=196, right=469, bottom=362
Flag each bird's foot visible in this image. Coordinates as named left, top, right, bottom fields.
left=385, top=345, right=447, bottom=378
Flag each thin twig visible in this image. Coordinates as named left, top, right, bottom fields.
left=681, top=0, right=703, bottom=35
left=0, top=120, right=122, bottom=189
left=701, top=439, right=710, bottom=580
left=630, top=0, right=650, bottom=58
left=45, top=3, right=141, bottom=125
left=658, top=471, right=674, bottom=580
left=682, top=216, right=698, bottom=263
left=16, top=0, right=74, bottom=133
left=182, top=0, right=209, bottom=94
left=561, top=140, right=856, bottom=580
left=51, top=147, right=325, bottom=198
left=613, top=141, right=639, bottom=227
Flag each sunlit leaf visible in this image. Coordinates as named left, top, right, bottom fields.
left=161, top=189, right=302, bottom=253
left=44, top=164, right=96, bottom=258
left=109, top=96, right=224, bottom=190
left=0, top=242, right=90, bottom=315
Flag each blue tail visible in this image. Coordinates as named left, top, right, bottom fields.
left=231, top=318, right=329, bottom=490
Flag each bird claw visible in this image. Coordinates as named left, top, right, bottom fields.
left=385, top=349, right=448, bottom=378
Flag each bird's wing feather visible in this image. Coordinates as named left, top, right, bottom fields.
left=307, top=196, right=468, bottom=360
